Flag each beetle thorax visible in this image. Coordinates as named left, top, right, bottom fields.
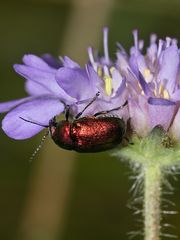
left=49, top=120, right=74, bottom=150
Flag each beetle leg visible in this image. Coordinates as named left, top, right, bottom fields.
left=75, top=92, right=100, bottom=119
left=94, top=100, right=128, bottom=117
left=65, top=105, right=70, bottom=121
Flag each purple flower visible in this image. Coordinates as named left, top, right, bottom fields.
left=116, top=30, right=180, bottom=139
left=3, top=28, right=179, bottom=144
left=0, top=46, right=128, bottom=140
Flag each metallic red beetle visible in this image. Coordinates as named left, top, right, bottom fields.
left=49, top=93, right=127, bottom=152
left=21, top=93, right=127, bottom=153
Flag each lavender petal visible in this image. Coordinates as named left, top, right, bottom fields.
left=14, top=64, right=76, bottom=104
left=2, top=98, right=64, bottom=139
left=56, top=67, right=95, bottom=100
left=148, top=104, right=176, bottom=130
left=158, top=45, right=179, bottom=94
left=22, top=54, right=57, bottom=73
left=0, top=96, right=33, bottom=113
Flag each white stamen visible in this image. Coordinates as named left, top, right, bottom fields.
left=165, top=37, right=171, bottom=48
left=150, top=33, right=157, bottom=44
left=157, top=39, right=164, bottom=58
left=87, top=47, right=97, bottom=71
left=132, top=29, right=139, bottom=54
left=139, top=40, right=144, bottom=50
left=103, top=27, right=110, bottom=63
left=87, top=47, right=95, bottom=64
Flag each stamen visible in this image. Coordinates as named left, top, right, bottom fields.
left=103, top=66, right=112, bottom=95
left=132, top=29, right=139, bottom=54
left=110, top=66, right=115, bottom=74
left=139, top=40, right=144, bottom=51
left=97, top=66, right=103, bottom=77
left=144, top=68, right=151, bottom=78
left=150, top=33, right=157, bottom=44
left=158, top=84, right=170, bottom=99
left=87, top=47, right=97, bottom=71
left=157, top=39, right=164, bottom=58
left=163, top=89, right=170, bottom=99
left=104, top=75, right=112, bottom=96
left=165, top=37, right=171, bottom=48
left=158, top=83, right=164, bottom=95
left=87, top=47, right=95, bottom=64
left=103, top=27, right=110, bottom=63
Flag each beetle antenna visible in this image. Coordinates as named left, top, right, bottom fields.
left=29, top=131, right=49, bottom=162
left=75, top=91, right=100, bottom=119
left=19, top=116, right=49, bottom=128
left=94, top=100, right=128, bottom=117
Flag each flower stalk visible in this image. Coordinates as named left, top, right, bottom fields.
left=144, top=163, right=162, bottom=240
left=114, top=126, right=180, bottom=239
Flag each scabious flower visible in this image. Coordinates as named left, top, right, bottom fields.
left=116, top=30, right=180, bottom=140
left=114, top=30, right=180, bottom=240
left=0, top=30, right=128, bottom=140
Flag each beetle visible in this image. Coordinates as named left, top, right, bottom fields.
left=49, top=93, right=127, bottom=152
left=20, top=93, right=127, bottom=153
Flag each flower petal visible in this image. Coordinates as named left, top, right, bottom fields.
left=14, top=64, right=58, bottom=93
left=138, top=71, right=150, bottom=96
left=85, top=64, right=100, bottom=90
left=158, top=45, right=179, bottom=94
left=116, top=52, right=129, bottom=73
left=25, top=80, right=50, bottom=95
left=14, top=64, right=76, bottom=104
left=128, top=96, right=150, bottom=137
left=41, top=54, right=61, bottom=69
left=113, top=76, right=126, bottom=97
left=2, top=98, right=64, bottom=139
left=148, top=103, right=175, bottom=130
left=22, top=54, right=57, bottom=73
left=56, top=67, right=95, bottom=100
left=0, top=96, right=33, bottom=113
left=61, top=56, right=80, bottom=68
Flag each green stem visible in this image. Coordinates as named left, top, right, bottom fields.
left=144, top=163, right=162, bottom=240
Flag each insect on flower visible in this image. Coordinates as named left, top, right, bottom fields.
left=20, top=92, right=128, bottom=153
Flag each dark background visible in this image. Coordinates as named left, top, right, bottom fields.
left=0, top=0, right=180, bottom=239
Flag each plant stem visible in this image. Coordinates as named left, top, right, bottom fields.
left=144, top=163, right=162, bottom=240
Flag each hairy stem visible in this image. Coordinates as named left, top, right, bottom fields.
left=144, top=163, right=162, bottom=240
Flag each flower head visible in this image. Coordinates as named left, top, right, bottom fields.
left=116, top=30, right=180, bottom=140
left=1, top=29, right=180, bottom=144
left=0, top=35, right=128, bottom=140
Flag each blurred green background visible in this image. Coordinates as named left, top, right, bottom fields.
left=1, top=0, right=180, bottom=239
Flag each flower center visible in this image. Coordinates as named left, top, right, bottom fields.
left=97, top=66, right=113, bottom=96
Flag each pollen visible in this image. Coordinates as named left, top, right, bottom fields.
left=97, top=66, right=103, bottom=77
left=143, top=68, right=152, bottom=83
left=110, top=66, right=115, bottom=74
left=144, top=68, right=150, bottom=77
left=104, top=75, right=112, bottom=96
left=163, top=89, right=170, bottom=99
left=158, top=84, right=170, bottom=99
